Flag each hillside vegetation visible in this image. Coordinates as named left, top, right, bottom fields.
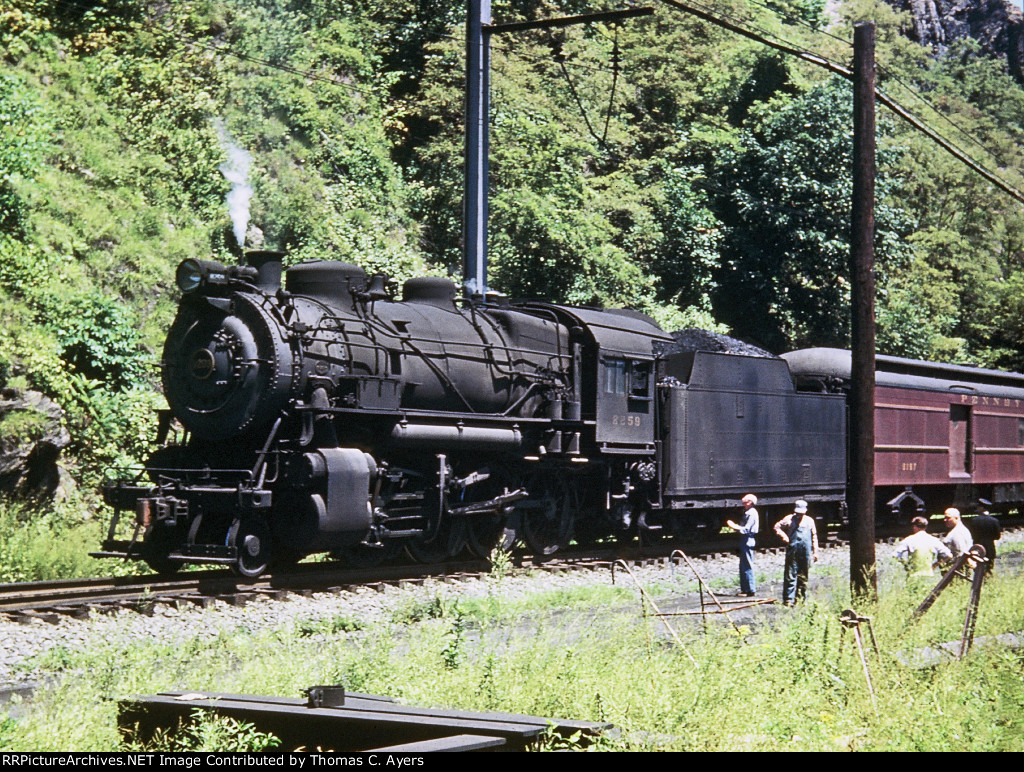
left=2, top=0, right=1024, bottom=493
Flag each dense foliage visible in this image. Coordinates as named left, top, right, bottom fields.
left=1, top=0, right=1024, bottom=486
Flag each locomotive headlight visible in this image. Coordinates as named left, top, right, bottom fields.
left=176, top=259, right=228, bottom=294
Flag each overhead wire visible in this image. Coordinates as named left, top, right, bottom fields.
left=551, top=37, right=605, bottom=144
left=876, top=62, right=1021, bottom=161
left=654, top=0, right=1024, bottom=205
left=492, top=1, right=1019, bottom=177
left=704, top=0, right=1024, bottom=186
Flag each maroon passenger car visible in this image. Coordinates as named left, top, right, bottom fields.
left=782, top=348, right=1024, bottom=519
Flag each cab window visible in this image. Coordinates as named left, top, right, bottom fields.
left=604, top=358, right=651, bottom=404
left=605, top=359, right=627, bottom=395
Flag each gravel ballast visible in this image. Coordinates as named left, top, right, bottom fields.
left=0, top=539, right=931, bottom=690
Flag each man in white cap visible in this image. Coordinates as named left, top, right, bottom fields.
left=726, top=493, right=759, bottom=596
left=774, top=499, right=818, bottom=606
left=941, top=507, right=973, bottom=559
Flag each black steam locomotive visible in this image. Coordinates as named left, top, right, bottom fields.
left=112, top=249, right=1023, bottom=578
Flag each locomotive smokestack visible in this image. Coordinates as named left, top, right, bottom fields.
left=245, top=250, right=284, bottom=292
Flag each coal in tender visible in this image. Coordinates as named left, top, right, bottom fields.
left=656, top=328, right=777, bottom=359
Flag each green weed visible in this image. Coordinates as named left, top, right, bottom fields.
left=124, top=712, right=280, bottom=752
left=294, top=614, right=365, bottom=636
left=390, top=592, right=458, bottom=624
left=488, top=546, right=513, bottom=579
left=2, top=538, right=1023, bottom=751
left=0, top=497, right=118, bottom=583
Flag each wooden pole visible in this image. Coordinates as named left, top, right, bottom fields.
left=849, top=21, right=877, bottom=599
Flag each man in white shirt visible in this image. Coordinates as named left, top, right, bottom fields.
left=895, top=516, right=952, bottom=577
left=942, top=508, right=973, bottom=559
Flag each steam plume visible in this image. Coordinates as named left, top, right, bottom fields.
left=214, top=119, right=253, bottom=249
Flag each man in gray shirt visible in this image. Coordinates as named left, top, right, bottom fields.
left=727, top=493, right=759, bottom=596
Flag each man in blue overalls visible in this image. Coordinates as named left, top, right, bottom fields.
left=773, top=499, right=818, bottom=606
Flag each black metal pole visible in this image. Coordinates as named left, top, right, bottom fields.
left=850, top=21, right=877, bottom=599
left=463, top=5, right=654, bottom=301
left=464, top=0, right=491, bottom=299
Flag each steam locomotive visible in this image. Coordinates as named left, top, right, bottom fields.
left=98, top=251, right=1024, bottom=576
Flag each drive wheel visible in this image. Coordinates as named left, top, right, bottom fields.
left=466, top=512, right=519, bottom=559
left=227, top=516, right=272, bottom=578
left=405, top=518, right=468, bottom=564
left=521, top=477, right=574, bottom=558
left=463, top=470, right=520, bottom=558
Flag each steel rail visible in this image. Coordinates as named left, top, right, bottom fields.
left=3, top=524, right=1020, bottom=618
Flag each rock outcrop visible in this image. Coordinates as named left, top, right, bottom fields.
left=0, top=387, right=73, bottom=500
left=889, top=0, right=1024, bottom=83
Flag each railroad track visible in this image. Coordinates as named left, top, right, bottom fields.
left=4, top=523, right=1019, bottom=622
left=0, top=537, right=720, bottom=622
left=0, top=569, right=252, bottom=621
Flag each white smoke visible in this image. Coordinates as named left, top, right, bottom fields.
left=214, top=119, right=253, bottom=249
left=464, top=277, right=491, bottom=296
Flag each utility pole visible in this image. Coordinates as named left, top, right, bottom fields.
left=849, top=21, right=877, bottom=599
left=462, top=2, right=653, bottom=301
left=464, top=0, right=491, bottom=300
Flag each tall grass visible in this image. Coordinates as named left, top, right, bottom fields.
left=2, top=543, right=1023, bottom=751
left=0, top=497, right=117, bottom=583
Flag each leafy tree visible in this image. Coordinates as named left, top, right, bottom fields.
left=652, top=164, right=722, bottom=312
left=968, top=272, right=1024, bottom=372
left=712, top=78, right=914, bottom=352
left=47, top=294, right=149, bottom=391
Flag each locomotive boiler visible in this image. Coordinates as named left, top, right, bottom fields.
left=99, top=250, right=852, bottom=576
